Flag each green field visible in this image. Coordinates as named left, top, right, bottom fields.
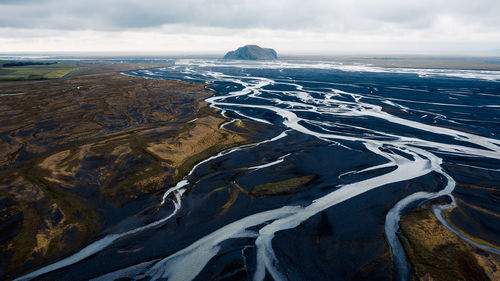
left=0, top=60, right=80, bottom=81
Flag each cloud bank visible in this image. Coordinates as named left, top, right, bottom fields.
left=0, top=0, right=499, bottom=54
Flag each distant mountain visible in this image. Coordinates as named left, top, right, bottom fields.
left=223, top=45, right=278, bottom=60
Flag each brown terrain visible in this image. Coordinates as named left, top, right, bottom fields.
left=0, top=62, right=257, bottom=279
left=399, top=203, right=500, bottom=281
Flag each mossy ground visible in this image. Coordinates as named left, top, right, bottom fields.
left=0, top=62, right=80, bottom=81
left=398, top=206, right=499, bottom=281
left=250, top=175, right=314, bottom=197
left=0, top=63, right=253, bottom=279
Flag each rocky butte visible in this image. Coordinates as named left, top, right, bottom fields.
left=223, top=45, right=278, bottom=60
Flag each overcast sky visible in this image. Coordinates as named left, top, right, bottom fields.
left=1, top=0, right=499, bottom=55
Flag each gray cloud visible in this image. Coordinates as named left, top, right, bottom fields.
left=0, top=0, right=499, bottom=54
left=1, top=0, right=499, bottom=32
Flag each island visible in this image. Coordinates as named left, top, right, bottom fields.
left=223, top=45, right=278, bottom=60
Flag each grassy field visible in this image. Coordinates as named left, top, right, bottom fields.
left=0, top=60, right=80, bottom=81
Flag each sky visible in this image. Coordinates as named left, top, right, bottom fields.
left=1, top=0, right=500, bottom=55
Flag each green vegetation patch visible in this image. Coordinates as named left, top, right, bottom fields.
left=2, top=61, right=57, bottom=67
left=250, top=175, right=314, bottom=197
left=0, top=61, right=80, bottom=81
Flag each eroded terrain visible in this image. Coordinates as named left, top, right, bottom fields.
left=0, top=65, right=255, bottom=279
left=2, top=58, right=500, bottom=281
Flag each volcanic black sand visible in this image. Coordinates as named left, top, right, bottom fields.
left=0, top=61, right=271, bottom=279
left=1, top=59, right=500, bottom=281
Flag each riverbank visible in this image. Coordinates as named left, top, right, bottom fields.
left=399, top=203, right=500, bottom=281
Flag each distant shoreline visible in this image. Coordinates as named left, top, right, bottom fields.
left=279, top=56, right=500, bottom=71
left=2, top=54, right=500, bottom=71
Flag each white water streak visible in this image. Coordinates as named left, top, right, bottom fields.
left=21, top=60, right=500, bottom=281
left=248, top=154, right=291, bottom=171
left=15, top=190, right=184, bottom=281
left=154, top=61, right=500, bottom=281
left=15, top=128, right=290, bottom=281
